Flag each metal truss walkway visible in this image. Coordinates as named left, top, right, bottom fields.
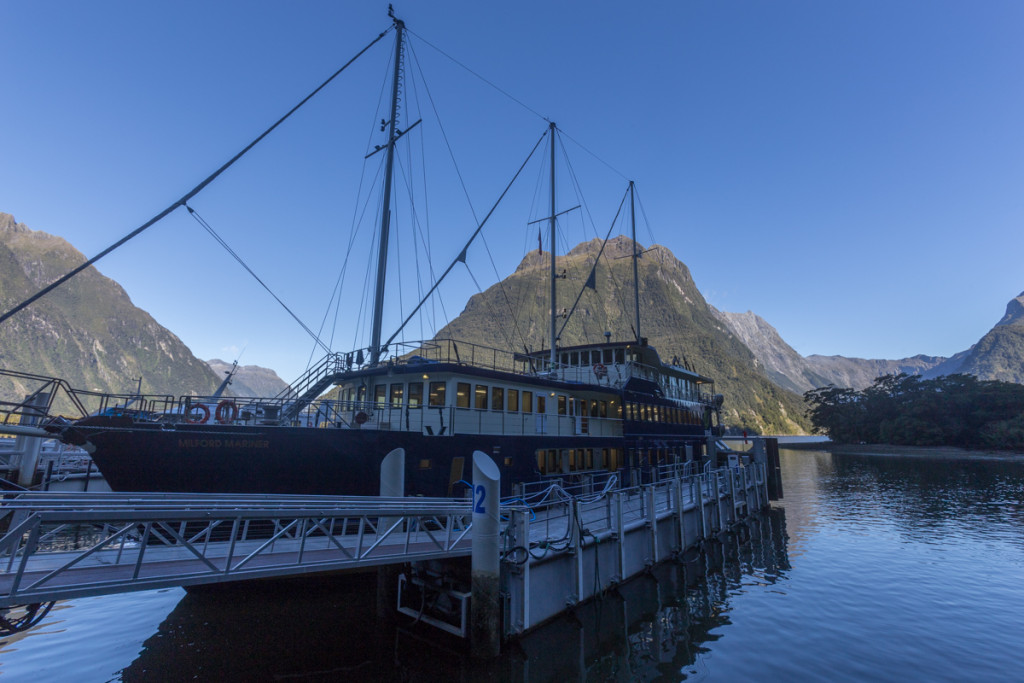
left=0, top=492, right=476, bottom=606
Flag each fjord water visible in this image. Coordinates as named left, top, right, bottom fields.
left=2, top=449, right=1022, bottom=681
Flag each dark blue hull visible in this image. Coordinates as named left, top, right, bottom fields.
left=78, top=418, right=708, bottom=497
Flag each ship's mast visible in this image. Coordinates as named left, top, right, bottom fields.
left=630, top=180, right=640, bottom=344
left=548, top=121, right=558, bottom=370
left=369, top=15, right=405, bottom=367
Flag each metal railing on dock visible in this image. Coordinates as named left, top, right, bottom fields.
left=0, top=442, right=777, bottom=656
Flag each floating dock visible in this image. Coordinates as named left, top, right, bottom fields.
left=0, top=439, right=778, bottom=656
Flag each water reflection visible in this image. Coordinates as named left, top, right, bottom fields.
left=787, top=450, right=1024, bottom=552
left=116, top=510, right=791, bottom=681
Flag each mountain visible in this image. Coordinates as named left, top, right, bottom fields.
left=946, top=292, right=1024, bottom=384
left=0, top=212, right=222, bottom=410
left=716, top=290, right=1024, bottom=391
left=712, top=309, right=949, bottom=392
left=206, top=359, right=289, bottom=397
left=433, top=236, right=810, bottom=434
left=709, top=309, right=833, bottom=394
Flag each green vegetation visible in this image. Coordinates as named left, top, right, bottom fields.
left=1, top=212, right=221, bottom=413
left=436, top=236, right=811, bottom=434
left=804, top=373, right=1024, bottom=450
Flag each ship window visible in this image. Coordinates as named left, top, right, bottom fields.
left=408, top=382, right=423, bottom=408
left=428, top=381, right=446, bottom=406
left=557, top=395, right=567, bottom=415
left=570, top=351, right=579, bottom=366
left=560, top=352, right=569, bottom=366
left=504, top=457, right=512, bottom=467
left=508, top=389, right=519, bottom=412
left=522, top=390, right=533, bottom=414
left=357, top=385, right=366, bottom=402
left=475, top=385, right=488, bottom=410
left=537, top=395, right=546, bottom=413
left=491, top=387, right=504, bottom=411
left=585, top=449, right=594, bottom=469
left=615, top=349, right=625, bottom=364
left=419, top=459, right=431, bottom=469
left=374, top=385, right=386, bottom=407
left=456, top=383, right=470, bottom=408
left=603, top=349, right=613, bottom=364
left=579, top=399, right=587, bottom=418
left=590, top=401, right=599, bottom=418
left=599, top=400, right=608, bottom=418
left=390, top=383, right=403, bottom=408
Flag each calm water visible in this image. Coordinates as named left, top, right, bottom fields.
left=2, top=449, right=1023, bottom=681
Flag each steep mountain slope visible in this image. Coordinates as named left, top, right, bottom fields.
left=0, top=212, right=222, bottom=408
left=206, top=359, right=289, bottom=397
left=951, top=292, right=1024, bottom=383
left=434, top=236, right=809, bottom=434
left=710, top=309, right=832, bottom=393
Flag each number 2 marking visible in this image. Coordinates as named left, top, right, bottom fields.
left=473, top=484, right=486, bottom=514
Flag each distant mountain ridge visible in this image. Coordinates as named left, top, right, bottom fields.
left=0, top=211, right=222, bottom=408
left=206, top=358, right=289, bottom=397
left=714, top=291, right=1024, bottom=391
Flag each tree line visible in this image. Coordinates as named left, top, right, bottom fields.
left=803, top=373, right=1024, bottom=450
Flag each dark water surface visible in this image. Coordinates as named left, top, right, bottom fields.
left=2, top=449, right=1022, bottom=681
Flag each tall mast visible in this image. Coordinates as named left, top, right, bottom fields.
left=548, top=121, right=558, bottom=369
left=630, top=180, right=640, bottom=344
left=369, top=15, right=405, bottom=367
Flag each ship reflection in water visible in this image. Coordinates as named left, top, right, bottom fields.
left=111, top=509, right=789, bottom=681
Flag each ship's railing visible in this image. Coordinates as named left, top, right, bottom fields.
left=0, top=368, right=89, bottom=424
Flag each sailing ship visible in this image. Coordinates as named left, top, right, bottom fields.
left=24, top=12, right=726, bottom=497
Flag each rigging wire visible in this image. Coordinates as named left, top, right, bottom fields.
left=558, top=128, right=630, bottom=183
left=0, top=27, right=392, bottom=328
left=185, top=205, right=330, bottom=354
left=406, top=39, right=478, bottom=223
left=406, top=29, right=548, bottom=124
left=315, top=30, right=399, bottom=372
left=557, top=189, right=629, bottom=342
left=381, top=129, right=548, bottom=351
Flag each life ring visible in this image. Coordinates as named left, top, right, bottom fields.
left=354, top=411, right=369, bottom=425
left=593, top=362, right=608, bottom=379
left=215, top=400, right=238, bottom=424
left=186, top=404, right=210, bottom=424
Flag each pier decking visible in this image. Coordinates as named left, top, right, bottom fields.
left=0, top=442, right=776, bottom=655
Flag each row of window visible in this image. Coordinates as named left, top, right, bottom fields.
left=536, top=446, right=695, bottom=474
left=625, top=402, right=705, bottom=425
left=344, top=380, right=622, bottom=418
left=559, top=348, right=626, bottom=367
left=536, top=447, right=625, bottom=474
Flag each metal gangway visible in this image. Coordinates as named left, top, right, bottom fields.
left=0, top=492, right=478, bottom=607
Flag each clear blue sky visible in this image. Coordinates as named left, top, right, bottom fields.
left=2, top=1, right=1022, bottom=384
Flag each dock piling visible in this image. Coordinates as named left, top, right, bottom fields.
left=470, top=451, right=501, bottom=659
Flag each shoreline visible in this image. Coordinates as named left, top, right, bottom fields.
left=786, top=441, right=1024, bottom=462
